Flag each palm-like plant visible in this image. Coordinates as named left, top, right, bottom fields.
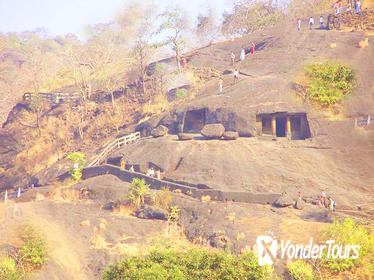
left=127, top=178, right=150, bottom=208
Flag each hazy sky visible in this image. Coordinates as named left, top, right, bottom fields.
left=0, top=0, right=232, bottom=39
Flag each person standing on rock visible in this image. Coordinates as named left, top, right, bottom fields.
left=233, top=69, right=239, bottom=84
left=218, top=77, right=223, bottom=94
left=319, top=16, right=324, bottom=28
left=239, top=48, right=245, bottom=61
left=321, top=191, right=327, bottom=207
left=251, top=42, right=255, bottom=54
left=231, top=52, right=235, bottom=65
left=309, top=17, right=314, bottom=29
left=156, top=169, right=161, bottom=180
left=120, top=156, right=126, bottom=170
left=355, top=0, right=361, bottom=13
left=297, top=18, right=301, bottom=31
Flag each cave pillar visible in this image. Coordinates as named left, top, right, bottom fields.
left=271, top=116, right=276, bottom=137
left=286, top=116, right=291, bottom=139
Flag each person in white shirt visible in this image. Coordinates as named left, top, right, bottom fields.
left=233, top=69, right=239, bottom=83
left=319, top=16, right=324, bottom=28
left=309, top=17, right=314, bottom=29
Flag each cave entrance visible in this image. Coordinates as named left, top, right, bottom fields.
left=256, top=112, right=311, bottom=139
left=276, top=117, right=286, bottom=137
left=183, top=109, right=206, bottom=133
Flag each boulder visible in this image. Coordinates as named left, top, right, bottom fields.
left=222, top=131, right=239, bottom=140
left=135, top=205, right=168, bottom=220
left=151, top=125, right=169, bottom=138
left=209, top=231, right=232, bottom=249
left=274, top=192, right=294, bottom=207
left=178, top=133, right=194, bottom=141
left=295, top=199, right=306, bottom=210
left=201, top=124, right=225, bottom=139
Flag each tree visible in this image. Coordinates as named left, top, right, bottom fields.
left=196, top=8, right=221, bottom=45
left=117, top=1, right=159, bottom=99
left=222, top=0, right=282, bottom=36
left=159, top=7, right=190, bottom=73
left=127, top=178, right=150, bottom=208
left=286, top=0, right=331, bottom=18
left=67, top=152, right=86, bottom=181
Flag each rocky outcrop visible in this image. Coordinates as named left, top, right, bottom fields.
left=274, top=192, right=294, bottom=207
left=151, top=125, right=169, bottom=138
left=135, top=205, right=168, bottom=220
left=201, top=124, right=225, bottom=139
left=294, top=199, right=306, bottom=210
left=222, top=131, right=239, bottom=140
left=178, top=133, right=194, bottom=141
left=209, top=230, right=232, bottom=249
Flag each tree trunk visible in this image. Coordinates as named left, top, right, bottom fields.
left=110, top=92, right=115, bottom=111
left=175, top=50, right=181, bottom=73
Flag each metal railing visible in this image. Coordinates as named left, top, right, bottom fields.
left=87, top=132, right=141, bottom=167
left=354, top=115, right=371, bottom=128
left=23, top=92, right=81, bottom=104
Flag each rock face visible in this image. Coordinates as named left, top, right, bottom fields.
left=178, top=133, right=194, bottom=141
left=151, top=125, right=169, bottom=137
left=295, top=199, right=306, bottom=210
left=201, top=124, right=225, bottom=139
left=209, top=230, right=232, bottom=249
left=274, top=192, right=294, bottom=207
left=222, top=131, right=239, bottom=140
left=135, top=205, right=168, bottom=220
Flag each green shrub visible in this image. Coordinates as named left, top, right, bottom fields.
left=176, top=89, right=188, bottom=99
left=0, top=256, right=23, bottom=280
left=304, top=62, right=355, bottom=106
left=168, top=205, right=180, bottom=222
left=19, top=226, right=47, bottom=271
left=127, top=178, right=150, bottom=208
left=319, top=218, right=374, bottom=274
left=288, top=260, right=314, bottom=280
left=67, top=152, right=86, bottom=181
left=153, top=187, right=172, bottom=209
left=102, top=248, right=274, bottom=280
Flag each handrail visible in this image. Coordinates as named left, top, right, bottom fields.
left=354, top=115, right=371, bottom=128
left=87, top=132, right=140, bottom=167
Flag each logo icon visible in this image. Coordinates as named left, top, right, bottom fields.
left=256, top=235, right=277, bottom=265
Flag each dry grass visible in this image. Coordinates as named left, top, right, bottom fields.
left=48, top=179, right=80, bottom=203
left=110, top=204, right=135, bottom=217
left=142, top=94, right=170, bottom=115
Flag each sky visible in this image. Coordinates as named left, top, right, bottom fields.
left=0, top=0, right=232, bottom=39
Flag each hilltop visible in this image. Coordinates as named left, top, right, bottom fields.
left=1, top=5, right=374, bottom=279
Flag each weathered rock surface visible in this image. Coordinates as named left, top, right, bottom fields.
left=295, top=199, right=306, bottom=210
left=209, top=230, right=232, bottom=249
left=135, top=205, right=168, bottom=220
left=222, top=131, right=239, bottom=140
left=178, top=133, right=194, bottom=141
left=201, top=124, right=225, bottom=139
left=274, top=192, right=294, bottom=207
left=151, top=125, right=169, bottom=137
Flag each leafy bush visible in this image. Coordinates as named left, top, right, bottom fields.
left=319, top=218, right=374, bottom=275
left=176, top=89, right=188, bottom=99
left=153, top=187, right=172, bottom=209
left=127, top=178, right=150, bottom=208
left=102, top=248, right=274, bottom=280
left=19, top=226, right=48, bottom=271
left=168, top=205, right=180, bottom=222
left=304, top=62, right=355, bottom=106
left=288, top=260, right=314, bottom=280
left=67, top=152, right=86, bottom=181
left=0, top=256, right=23, bottom=280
